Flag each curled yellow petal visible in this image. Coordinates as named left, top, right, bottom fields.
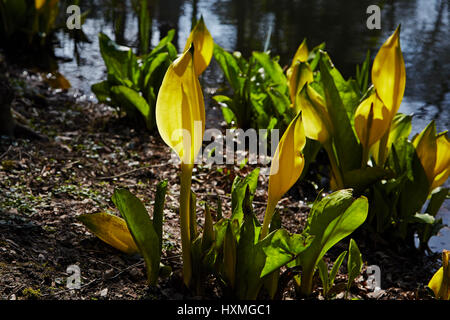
left=261, top=112, right=306, bottom=238
left=372, top=25, right=406, bottom=120
left=428, top=250, right=450, bottom=300
left=354, top=90, right=391, bottom=150
left=291, top=38, right=309, bottom=65
left=156, top=48, right=205, bottom=165
left=297, top=84, right=332, bottom=144
left=431, top=132, right=450, bottom=190
left=78, top=212, right=139, bottom=255
left=413, top=121, right=437, bottom=186
left=287, top=62, right=313, bottom=111
left=184, top=16, right=214, bottom=76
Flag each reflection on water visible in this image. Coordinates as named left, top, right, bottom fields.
left=55, top=0, right=449, bottom=250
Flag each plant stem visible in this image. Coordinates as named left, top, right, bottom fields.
left=377, top=125, right=390, bottom=166
left=260, top=199, right=277, bottom=240
left=324, top=142, right=344, bottom=189
left=300, top=266, right=314, bottom=297
left=180, top=163, right=193, bottom=287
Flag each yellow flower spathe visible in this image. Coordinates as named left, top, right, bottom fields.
left=372, top=26, right=406, bottom=121
left=261, top=112, right=306, bottom=238
left=431, top=132, right=450, bottom=190
left=354, top=90, right=391, bottom=150
left=412, top=122, right=450, bottom=191
left=286, top=39, right=310, bottom=109
left=297, top=84, right=332, bottom=144
left=428, top=250, right=449, bottom=300
left=156, top=48, right=205, bottom=166
left=183, top=16, right=214, bottom=76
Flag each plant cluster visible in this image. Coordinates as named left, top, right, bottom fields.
left=79, top=20, right=449, bottom=300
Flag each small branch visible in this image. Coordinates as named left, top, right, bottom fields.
left=95, top=164, right=166, bottom=180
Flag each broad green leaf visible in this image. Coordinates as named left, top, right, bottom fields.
left=112, top=189, right=161, bottom=285
left=297, top=190, right=368, bottom=295
left=319, top=57, right=361, bottom=172
left=261, top=229, right=313, bottom=277
left=99, top=33, right=134, bottom=87
left=110, top=85, right=153, bottom=130
left=213, top=44, right=243, bottom=92
left=78, top=212, right=138, bottom=255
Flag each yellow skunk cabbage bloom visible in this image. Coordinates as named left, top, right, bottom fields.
left=183, top=16, right=214, bottom=76
left=413, top=121, right=437, bottom=187
left=354, top=90, right=391, bottom=150
left=156, top=48, right=205, bottom=165
left=156, top=47, right=205, bottom=287
left=297, top=84, right=332, bottom=144
left=372, top=26, right=406, bottom=121
left=291, top=39, right=309, bottom=65
left=432, top=133, right=450, bottom=190
left=261, top=112, right=306, bottom=238
left=428, top=250, right=449, bottom=300
left=288, top=62, right=313, bottom=111
left=286, top=39, right=310, bottom=109
left=413, top=122, right=450, bottom=191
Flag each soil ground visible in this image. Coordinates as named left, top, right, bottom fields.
left=0, top=59, right=442, bottom=301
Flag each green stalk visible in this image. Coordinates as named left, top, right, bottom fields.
left=180, top=163, right=193, bottom=287
left=377, top=124, right=391, bottom=166
left=260, top=199, right=277, bottom=240
left=324, top=142, right=344, bottom=189
left=300, top=265, right=315, bottom=297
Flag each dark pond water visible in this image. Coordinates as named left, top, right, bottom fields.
left=54, top=0, right=449, bottom=251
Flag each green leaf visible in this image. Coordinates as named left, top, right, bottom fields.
left=153, top=180, right=168, bottom=253
left=318, top=259, right=329, bottom=295
left=91, top=80, right=111, bottom=104
left=343, top=167, right=388, bottom=193
left=329, top=250, right=347, bottom=289
left=388, top=113, right=412, bottom=146
left=261, top=229, right=313, bottom=277
left=410, top=213, right=435, bottom=224
left=78, top=212, right=139, bottom=255
left=230, top=168, right=260, bottom=223
left=110, top=85, right=153, bottom=130
left=297, top=190, right=368, bottom=295
left=252, top=52, right=288, bottom=92
left=425, top=187, right=449, bottom=218
left=319, top=57, right=361, bottom=172
left=98, top=33, right=134, bottom=87
left=149, top=29, right=176, bottom=57
left=214, top=44, right=243, bottom=92
left=347, top=239, right=362, bottom=291
left=112, top=189, right=161, bottom=285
